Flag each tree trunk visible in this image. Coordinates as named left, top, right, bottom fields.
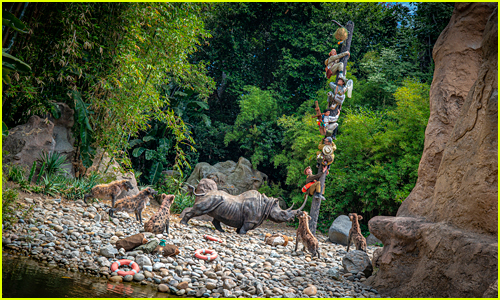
left=336, top=20, right=355, bottom=81
left=308, top=169, right=326, bottom=235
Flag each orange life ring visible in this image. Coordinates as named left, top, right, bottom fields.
left=203, top=235, right=222, bottom=243
left=110, top=259, right=140, bottom=276
left=195, top=249, right=218, bottom=261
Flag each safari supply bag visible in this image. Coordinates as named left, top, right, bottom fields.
left=115, top=233, right=145, bottom=251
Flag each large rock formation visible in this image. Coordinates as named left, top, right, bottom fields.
left=186, top=157, right=268, bottom=195
left=48, top=103, right=76, bottom=176
left=3, top=103, right=76, bottom=177
left=366, top=3, right=497, bottom=298
left=3, top=115, right=56, bottom=169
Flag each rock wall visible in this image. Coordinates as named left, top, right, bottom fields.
left=367, top=3, right=498, bottom=298
left=398, top=2, right=495, bottom=222
left=3, top=103, right=76, bottom=177
left=186, top=157, right=268, bottom=195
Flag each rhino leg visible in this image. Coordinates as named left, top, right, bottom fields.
left=236, top=222, right=254, bottom=235
left=212, top=219, right=225, bottom=232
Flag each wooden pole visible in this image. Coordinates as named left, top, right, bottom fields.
left=337, top=20, right=354, bottom=79
left=309, top=21, right=355, bottom=235
left=308, top=169, right=326, bottom=235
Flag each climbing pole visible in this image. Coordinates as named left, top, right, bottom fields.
left=307, top=20, right=355, bottom=236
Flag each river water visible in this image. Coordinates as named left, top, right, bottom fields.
left=2, top=253, right=175, bottom=298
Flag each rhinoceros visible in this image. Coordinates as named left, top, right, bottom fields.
left=181, top=183, right=307, bottom=234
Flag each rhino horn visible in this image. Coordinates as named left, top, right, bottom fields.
left=184, top=183, right=206, bottom=197
left=293, top=194, right=308, bottom=212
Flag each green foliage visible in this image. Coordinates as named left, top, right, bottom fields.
left=3, top=3, right=214, bottom=178
left=73, top=90, right=95, bottom=167
left=359, top=48, right=415, bottom=94
left=2, top=186, right=19, bottom=228
left=224, top=86, right=283, bottom=170
left=6, top=164, right=26, bottom=184
left=37, top=151, right=69, bottom=177
left=2, top=122, right=8, bottom=136
left=62, top=172, right=103, bottom=201
left=28, top=161, right=37, bottom=183
left=192, top=121, right=235, bottom=165
left=277, top=79, right=430, bottom=226
left=169, top=193, right=196, bottom=215
left=258, top=181, right=286, bottom=199
left=2, top=11, right=31, bottom=85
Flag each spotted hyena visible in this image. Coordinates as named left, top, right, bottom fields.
left=84, top=179, right=134, bottom=207
left=347, top=213, right=367, bottom=252
left=144, top=194, right=175, bottom=235
left=109, top=187, right=157, bottom=224
left=295, top=211, right=320, bottom=258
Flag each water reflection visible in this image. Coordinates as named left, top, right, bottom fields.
left=2, top=253, right=177, bottom=298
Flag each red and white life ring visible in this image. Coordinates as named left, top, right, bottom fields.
left=203, top=235, right=223, bottom=243
left=110, top=259, right=140, bottom=276
left=195, top=249, right=218, bottom=261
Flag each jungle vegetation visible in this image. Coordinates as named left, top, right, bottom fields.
left=2, top=2, right=454, bottom=233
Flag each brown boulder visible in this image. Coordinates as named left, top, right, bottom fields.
left=367, top=216, right=497, bottom=298
left=186, top=157, right=268, bottom=195
left=3, top=103, right=77, bottom=177
left=3, top=115, right=56, bottom=171
left=368, top=3, right=498, bottom=298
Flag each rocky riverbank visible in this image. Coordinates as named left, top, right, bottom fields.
left=2, top=195, right=382, bottom=298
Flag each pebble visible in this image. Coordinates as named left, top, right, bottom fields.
left=158, top=284, right=170, bottom=293
left=109, top=276, right=123, bottom=282
left=304, top=285, right=317, bottom=296
left=133, top=273, right=145, bottom=281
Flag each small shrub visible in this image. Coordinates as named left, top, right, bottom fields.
left=38, top=151, right=70, bottom=177
left=258, top=181, right=286, bottom=199
left=170, top=192, right=195, bottom=214
left=2, top=175, right=19, bottom=228
left=6, top=164, right=26, bottom=184
left=63, top=172, right=103, bottom=201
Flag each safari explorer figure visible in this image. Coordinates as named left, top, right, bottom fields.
left=325, top=48, right=350, bottom=79
left=302, top=166, right=325, bottom=200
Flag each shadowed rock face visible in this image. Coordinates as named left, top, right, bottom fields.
left=186, top=157, right=268, bottom=195
left=368, top=216, right=497, bottom=298
left=398, top=2, right=497, bottom=228
left=3, top=103, right=76, bottom=177
left=367, top=3, right=498, bottom=298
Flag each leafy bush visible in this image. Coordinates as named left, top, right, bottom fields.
left=170, top=193, right=196, bottom=215
left=6, top=164, right=26, bottom=184
left=258, top=181, right=287, bottom=199
left=224, top=86, right=284, bottom=171
left=2, top=174, right=19, bottom=228
left=38, top=151, right=69, bottom=177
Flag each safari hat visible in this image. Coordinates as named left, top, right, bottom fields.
left=322, top=144, right=334, bottom=156
left=304, top=166, right=312, bottom=175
